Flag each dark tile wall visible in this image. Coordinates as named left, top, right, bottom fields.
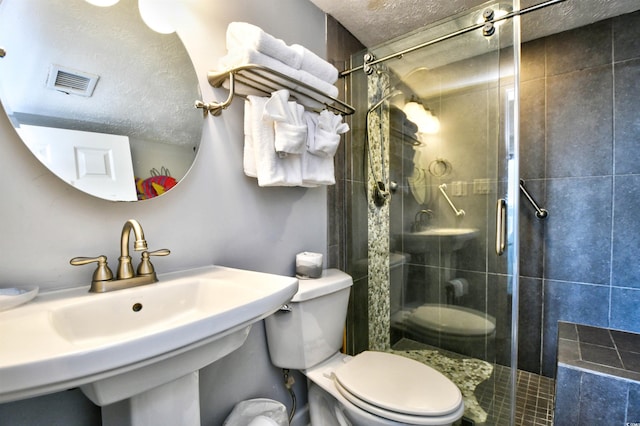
left=519, top=10, right=640, bottom=377
left=555, top=322, right=640, bottom=424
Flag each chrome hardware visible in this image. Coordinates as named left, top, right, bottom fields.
left=496, top=199, right=506, bottom=256
left=278, top=304, right=293, bottom=313
left=363, top=53, right=376, bottom=75
left=71, top=220, right=170, bottom=293
left=195, top=73, right=236, bottom=117
left=439, top=184, right=465, bottom=217
left=412, top=209, right=434, bottom=232
left=0, top=47, right=5, bottom=58
left=519, top=179, right=548, bottom=219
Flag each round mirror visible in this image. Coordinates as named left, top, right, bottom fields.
left=0, top=0, right=203, bottom=201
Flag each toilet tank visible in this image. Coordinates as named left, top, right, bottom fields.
left=264, top=269, right=353, bottom=370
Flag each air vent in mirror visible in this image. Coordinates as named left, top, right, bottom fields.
left=46, top=64, right=99, bottom=97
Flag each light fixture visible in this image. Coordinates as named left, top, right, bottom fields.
left=403, top=100, right=440, bottom=134
left=84, top=0, right=120, bottom=6
left=138, top=0, right=176, bottom=34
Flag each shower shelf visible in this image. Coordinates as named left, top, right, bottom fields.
left=196, top=64, right=355, bottom=117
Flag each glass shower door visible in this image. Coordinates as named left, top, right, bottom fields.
left=353, top=2, right=520, bottom=424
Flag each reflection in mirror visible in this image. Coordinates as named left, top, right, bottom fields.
left=0, top=0, right=203, bottom=201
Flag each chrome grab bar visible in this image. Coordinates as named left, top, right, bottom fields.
left=438, top=184, right=465, bottom=217
left=519, top=179, right=548, bottom=219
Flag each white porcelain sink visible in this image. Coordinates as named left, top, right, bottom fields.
left=402, top=227, right=479, bottom=252
left=0, top=265, right=298, bottom=409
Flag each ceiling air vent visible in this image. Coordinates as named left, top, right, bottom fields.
left=46, top=64, right=99, bottom=97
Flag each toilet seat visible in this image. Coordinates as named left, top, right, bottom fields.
left=331, top=351, right=463, bottom=424
left=407, top=304, right=495, bottom=336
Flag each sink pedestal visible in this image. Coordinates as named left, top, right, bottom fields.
left=102, top=372, right=200, bottom=426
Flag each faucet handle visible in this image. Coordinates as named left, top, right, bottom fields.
left=70, top=255, right=114, bottom=283
left=137, top=249, right=170, bottom=276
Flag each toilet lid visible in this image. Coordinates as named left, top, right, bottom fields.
left=332, top=351, right=462, bottom=417
left=408, top=304, right=496, bottom=336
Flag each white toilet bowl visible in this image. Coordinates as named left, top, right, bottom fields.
left=264, top=270, right=465, bottom=426
left=305, top=352, right=464, bottom=425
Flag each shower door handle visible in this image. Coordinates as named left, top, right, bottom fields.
left=496, top=198, right=506, bottom=256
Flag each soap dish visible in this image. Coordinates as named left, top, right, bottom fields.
left=0, top=286, right=39, bottom=311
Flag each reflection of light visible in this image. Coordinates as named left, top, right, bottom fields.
left=138, top=0, right=176, bottom=34
left=85, top=0, right=120, bottom=6
left=403, top=101, right=440, bottom=134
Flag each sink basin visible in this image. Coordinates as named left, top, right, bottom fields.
left=0, top=265, right=298, bottom=406
left=402, top=227, right=479, bottom=252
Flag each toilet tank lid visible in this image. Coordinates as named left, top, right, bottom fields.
left=291, top=269, right=353, bottom=302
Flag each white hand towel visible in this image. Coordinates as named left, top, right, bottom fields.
left=264, top=90, right=307, bottom=157
left=243, top=100, right=257, bottom=177
left=308, top=110, right=349, bottom=157
left=226, top=22, right=303, bottom=68
left=247, top=95, right=302, bottom=187
left=302, top=112, right=335, bottom=186
left=291, top=44, right=339, bottom=84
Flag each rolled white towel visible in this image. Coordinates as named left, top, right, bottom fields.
left=292, top=44, right=339, bottom=84
left=226, top=22, right=303, bottom=68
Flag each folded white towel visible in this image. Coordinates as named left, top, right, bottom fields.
left=264, top=90, right=307, bottom=157
left=227, top=22, right=303, bottom=69
left=307, top=110, right=349, bottom=157
left=246, top=95, right=302, bottom=187
left=218, top=50, right=338, bottom=110
left=291, top=44, right=339, bottom=84
left=295, top=69, right=340, bottom=100
left=302, top=112, right=335, bottom=186
left=219, top=49, right=299, bottom=82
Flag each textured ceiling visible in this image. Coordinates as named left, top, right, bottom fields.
left=310, top=0, right=640, bottom=47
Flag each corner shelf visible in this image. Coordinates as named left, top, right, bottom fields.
left=195, top=64, right=355, bottom=117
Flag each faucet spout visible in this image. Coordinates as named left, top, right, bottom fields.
left=117, top=219, right=148, bottom=280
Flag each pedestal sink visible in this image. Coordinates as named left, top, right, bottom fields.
left=0, top=265, right=298, bottom=425
left=402, top=227, right=479, bottom=252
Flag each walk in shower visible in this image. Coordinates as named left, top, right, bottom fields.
left=342, top=1, right=541, bottom=424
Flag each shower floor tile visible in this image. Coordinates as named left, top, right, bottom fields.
left=391, top=338, right=554, bottom=426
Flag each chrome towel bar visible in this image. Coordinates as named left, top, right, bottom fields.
left=520, top=179, right=548, bottom=219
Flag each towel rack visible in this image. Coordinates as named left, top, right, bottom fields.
left=195, top=64, right=355, bottom=117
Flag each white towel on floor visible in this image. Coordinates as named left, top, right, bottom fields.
left=226, top=22, right=303, bottom=69
left=302, top=112, right=335, bottom=186
left=245, top=95, right=302, bottom=187
left=292, top=43, right=339, bottom=84
left=263, top=90, right=307, bottom=158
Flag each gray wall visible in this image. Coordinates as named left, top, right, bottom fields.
left=0, top=0, right=327, bottom=423
left=518, top=10, right=640, bottom=376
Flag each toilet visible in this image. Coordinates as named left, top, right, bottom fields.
left=403, top=304, right=496, bottom=360
left=264, top=269, right=465, bottom=425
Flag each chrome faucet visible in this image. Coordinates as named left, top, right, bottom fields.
left=70, top=219, right=170, bottom=293
left=412, top=209, right=434, bottom=232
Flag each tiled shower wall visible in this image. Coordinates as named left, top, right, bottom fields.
left=517, top=10, right=640, bottom=377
